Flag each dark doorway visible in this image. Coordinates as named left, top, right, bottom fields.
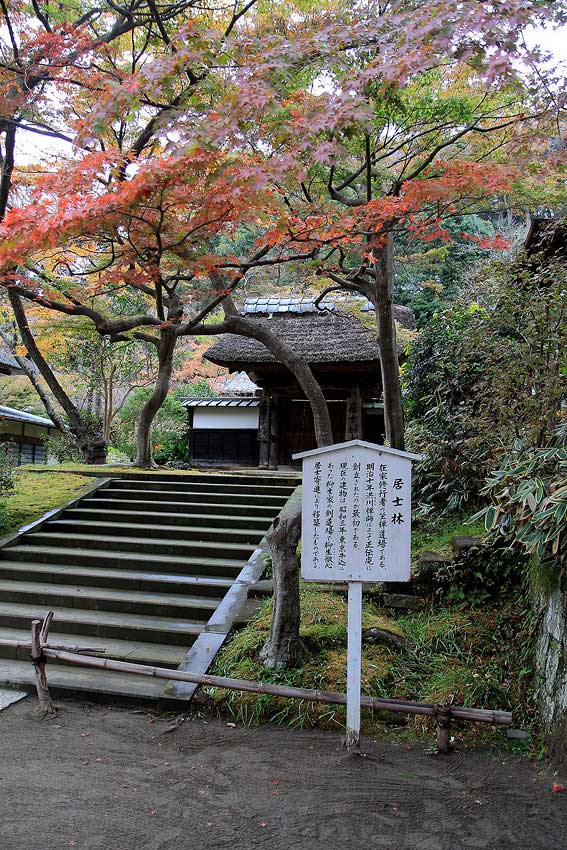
left=362, top=408, right=386, bottom=444
left=190, top=429, right=259, bottom=466
left=278, top=400, right=347, bottom=465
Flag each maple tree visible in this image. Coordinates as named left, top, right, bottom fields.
left=234, top=34, right=566, bottom=449
left=1, top=0, right=565, bottom=458
left=0, top=0, right=566, bottom=665
left=0, top=0, right=304, bottom=463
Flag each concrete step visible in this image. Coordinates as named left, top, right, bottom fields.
left=24, top=531, right=255, bottom=561
left=98, top=487, right=288, bottom=507
left=0, top=471, right=288, bottom=701
left=0, top=561, right=235, bottom=597
left=46, top=518, right=266, bottom=545
left=0, top=579, right=220, bottom=619
left=105, top=471, right=300, bottom=487
left=1, top=545, right=246, bottom=576
left=0, top=626, right=186, bottom=668
left=64, top=507, right=272, bottom=531
left=0, top=601, right=204, bottom=644
left=109, top=478, right=295, bottom=496
left=80, top=497, right=279, bottom=518
left=0, top=658, right=167, bottom=701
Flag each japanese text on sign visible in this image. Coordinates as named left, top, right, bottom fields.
left=300, top=443, right=415, bottom=583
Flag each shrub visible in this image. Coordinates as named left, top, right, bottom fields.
left=404, top=252, right=567, bottom=516
left=0, top=443, right=15, bottom=492
left=0, top=444, right=14, bottom=535
left=44, top=430, right=84, bottom=463
left=0, top=501, right=8, bottom=535
left=106, top=446, right=131, bottom=465
left=112, top=384, right=210, bottom=461
left=473, top=422, right=567, bottom=592
left=43, top=410, right=102, bottom=463
left=415, top=542, right=525, bottom=606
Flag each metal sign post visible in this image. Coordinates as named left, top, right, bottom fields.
left=293, top=440, right=421, bottom=754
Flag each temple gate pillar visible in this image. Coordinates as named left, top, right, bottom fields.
left=258, top=394, right=271, bottom=468
left=345, top=385, right=362, bottom=440
left=268, top=393, right=280, bottom=469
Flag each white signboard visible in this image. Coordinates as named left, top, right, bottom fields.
left=293, top=440, right=421, bottom=753
left=295, top=441, right=419, bottom=583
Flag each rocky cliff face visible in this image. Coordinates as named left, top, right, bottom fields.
left=536, top=590, right=567, bottom=768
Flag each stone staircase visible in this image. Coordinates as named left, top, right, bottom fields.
left=0, top=473, right=298, bottom=702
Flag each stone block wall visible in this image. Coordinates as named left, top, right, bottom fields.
left=536, top=590, right=567, bottom=768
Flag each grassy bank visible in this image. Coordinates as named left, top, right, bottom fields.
left=210, top=587, right=535, bottom=746
left=0, top=467, right=95, bottom=535
left=210, top=511, right=533, bottom=747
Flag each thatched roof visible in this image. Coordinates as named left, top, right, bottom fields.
left=524, top=217, right=566, bottom=259
left=205, top=312, right=384, bottom=369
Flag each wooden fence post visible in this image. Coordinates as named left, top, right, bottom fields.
left=436, top=706, right=452, bottom=754
left=31, top=619, right=56, bottom=716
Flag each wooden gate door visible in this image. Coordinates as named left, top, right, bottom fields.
left=278, top=400, right=346, bottom=465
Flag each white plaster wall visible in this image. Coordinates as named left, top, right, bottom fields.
left=193, top=406, right=259, bottom=430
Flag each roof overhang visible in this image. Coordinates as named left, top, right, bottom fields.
left=182, top=397, right=260, bottom=408
left=0, top=404, right=55, bottom=427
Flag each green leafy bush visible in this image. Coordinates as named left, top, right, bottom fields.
left=44, top=430, right=84, bottom=463
left=473, top=422, right=567, bottom=591
left=112, top=386, right=195, bottom=461
left=105, top=446, right=131, bottom=465
left=0, top=443, right=15, bottom=492
left=43, top=411, right=102, bottom=462
left=0, top=501, right=8, bottom=535
left=404, top=304, right=498, bottom=514
left=405, top=252, right=567, bottom=516
left=415, top=542, right=525, bottom=606
left=0, top=445, right=15, bottom=535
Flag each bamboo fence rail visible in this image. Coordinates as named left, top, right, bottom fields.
left=3, top=613, right=513, bottom=754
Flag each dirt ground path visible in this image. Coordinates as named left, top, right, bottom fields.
left=1, top=699, right=566, bottom=850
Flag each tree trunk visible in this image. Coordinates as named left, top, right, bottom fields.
left=8, top=291, right=91, bottom=455
left=0, top=126, right=16, bottom=222
left=370, top=236, right=405, bottom=451
left=135, top=331, right=176, bottom=468
left=19, top=362, right=67, bottom=432
left=535, top=587, right=567, bottom=771
left=260, top=488, right=304, bottom=669
left=223, top=315, right=333, bottom=668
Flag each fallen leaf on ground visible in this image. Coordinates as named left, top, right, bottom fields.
left=552, top=783, right=566, bottom=793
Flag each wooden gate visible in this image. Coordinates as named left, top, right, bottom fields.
left=278, top=400, right=347, bottom=465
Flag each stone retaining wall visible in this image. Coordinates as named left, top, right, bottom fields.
left=536, top=590, right=567, bottom=768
